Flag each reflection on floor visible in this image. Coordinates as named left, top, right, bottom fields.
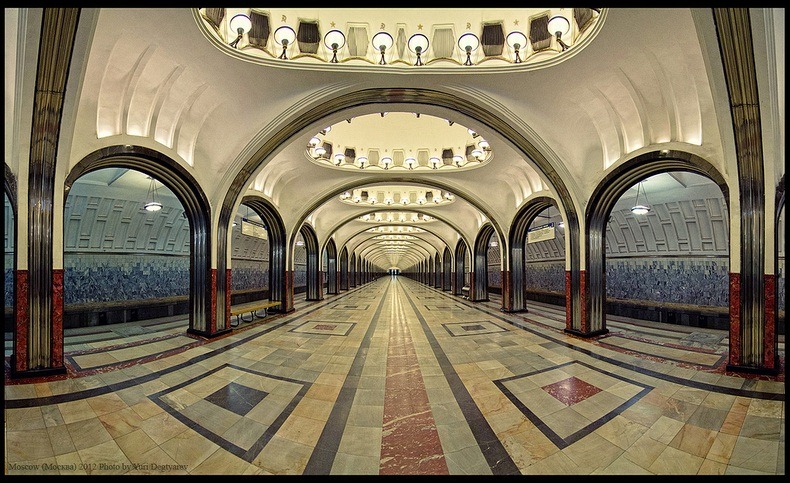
left=4, top=277, right=785, bottom=475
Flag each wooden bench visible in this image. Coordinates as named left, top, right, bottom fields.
left=230, top=300, right=281, bottom=327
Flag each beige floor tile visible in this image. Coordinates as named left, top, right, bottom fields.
left=648, top=445, right=704, bottom=475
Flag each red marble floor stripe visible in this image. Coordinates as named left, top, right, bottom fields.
left=380, top=300, right=449, bottom=475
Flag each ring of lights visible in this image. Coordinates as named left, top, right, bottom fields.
left=305, top=113, right=493, bottom=172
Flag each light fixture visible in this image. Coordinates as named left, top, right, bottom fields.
left=381, top=156, right=392, bottom=169
left=401, top=194, right=409, bottom=205
left=323, top=29, right=346, bottom=63
left=630, top=181, right=651, bottom=215
left=478, top=139, right=490, bottom=150
left=489, top=239, right=498, bottom=247
left=458, top=32, right=480, bottom=66
left=407, top=33, right=429, bottom=66
left=453, top=155, right=464, bottom=167
left=371, top=31, right=394, bottom=64
left=429, top=156, right=441, bottom=169
left=547, top=15, right=571, bottom=51
left=357, top=156, right=368, bottom=169
left=296, top=240, right=305, bottom=246
left=369, top=195, right=377, bottom=204
left=144, top=177, right=163, bottom=212
left=313, top=145, right=326, bottom=158
left=274, top=25, right=296, bottom=59
left=308, top=136, right=321, bottom=147
left=405, top=157, right=416, bottom=170
left=333, top=153, right=345, bottom=165
left=228, top=13, right=251, bottom=49
left=506, top=30, right=527, bottom=63
left=471, top=148, right=484, bottom=160
left=557, top=221, right=565, bottom=228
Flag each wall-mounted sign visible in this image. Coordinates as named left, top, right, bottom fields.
left=527, top=222, right=555, bottom=243
left=241, top=219, right=268, bottom=240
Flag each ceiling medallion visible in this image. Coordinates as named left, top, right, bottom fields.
left=359, top=212, right=435, bottom=223
left=307, top=113, right=492, bottom=172
left=339, top=186, right=454, bottom=206
left=366, top=226, right=425, bottom=233
left=199, top=8, right=602, bottom=69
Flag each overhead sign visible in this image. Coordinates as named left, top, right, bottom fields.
left=241, top=219, right=268, bottom=240
left=527, top=222, right=555, bottom=243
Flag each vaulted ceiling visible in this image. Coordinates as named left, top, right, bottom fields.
left=5, top=8, right=784, bottom=270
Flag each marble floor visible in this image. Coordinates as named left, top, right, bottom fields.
left=4, top=277, right=785, bottom=475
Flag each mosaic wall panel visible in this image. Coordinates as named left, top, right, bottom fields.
left=4, top=255, right=12, bottom=308
left=231, top=259, right=269, bottom=291
left=524, top=261, right=566, bottom=293
left=606, top=257, right=729, bottom=307
left=4, top=199, right=13, bottom=309
left=64, top=254, right=189, bottom=304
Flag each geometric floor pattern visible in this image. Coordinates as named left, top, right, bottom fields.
left=4, top=277, right=785, bottom=475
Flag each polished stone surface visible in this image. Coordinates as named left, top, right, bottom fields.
left=4, top=277, right=785, bottom=475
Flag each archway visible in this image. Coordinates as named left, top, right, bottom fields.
left=585, top=151, right=732, bottom=347
left=215, top=88, right=583, bottom=331
left=299, top=224, right=322, bottom=301
left=442, top=246, right=452, bottom=291
left=63, top=168, right=192, bottom=343
left=472, top=224, right=497, bottom=302
left=229, top=203, right=272, bottom=310
left=4, top=166, right=16, bottom=361
left=324, top=238, right=338, bottom=295
left=241, top=196, right=288, bottom=314
left=350, top=253, right=357, bottom=288
left=506, top=196, right=558, bottom=313
left=340, top=246, right=349, bottom=290
left=454, top=239, right=468, bottom=296
left=65, top=146, right=213, bottom=336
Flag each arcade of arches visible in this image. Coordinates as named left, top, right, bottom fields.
left=4, top=7, right=784, bottom=476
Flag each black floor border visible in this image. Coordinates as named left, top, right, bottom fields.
left=302, top=281, right=391, bottom=474
left=399, top=281, right=521, bottom=475
left=4, top=285, right=370, bottom=408
left=414, top=281, right=784, bottom=401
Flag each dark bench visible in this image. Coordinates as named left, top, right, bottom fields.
left=230, top=300, right=281, bottom=327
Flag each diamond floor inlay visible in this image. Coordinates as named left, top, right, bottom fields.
left=205, top=381, right=269, bottom=416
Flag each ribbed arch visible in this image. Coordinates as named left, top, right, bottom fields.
left=442, top=246, right=452, bottom=291
left=434, top=252, right=441, bottom=287
left=324, top=238, right=338, bottom=294
left=472, top=223, right=497, bottom=302
left=339, top=246, right=349, bottom=290
left=215, top=88, right=582, bottom=330
left=350, top=253, right=357, bottom=287
left=299, top=223, right=321, bottom=301
left=507, top=196, right=558, bottom=313
left=240, top=196, right=287, bottom=313
left=454, top=239, right=468, bottom=296
left=584, top=150, right=729, bottom=338
left=65, top=145, right=214, bottom=333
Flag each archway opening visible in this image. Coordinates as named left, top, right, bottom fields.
left=777, top=201, right=785, bottom=336
left=523, top=205, right=567, bottom=311
left=294, top=231, right=307, bottom=296
left=4, top=190, right=14, bottom=359
left=486, top=231, right=501, bottom=301
left=604, top=172, right=730, bottom=333
left=229, top=203, right=271, bottom=307
left=63, top=168, right=191, bottom=346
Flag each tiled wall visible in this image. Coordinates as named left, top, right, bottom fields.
left=64, top=254, right=189, bottom=304
left=606, top=257, right=729, bottom=306
left=4, top=255, right=12, bottom=309
left=231, top=259, right=269, bottom=291
left=521, top=257, right=730, bottom=308
left=524, top=260, right=566, bottom=293
left=294, top=244, right=307, bottom=289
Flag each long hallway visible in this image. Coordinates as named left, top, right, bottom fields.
left=4, top=277, right=784, bottom=475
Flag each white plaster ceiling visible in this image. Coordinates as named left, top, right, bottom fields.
left=8, top=7, right=773, bottom=271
